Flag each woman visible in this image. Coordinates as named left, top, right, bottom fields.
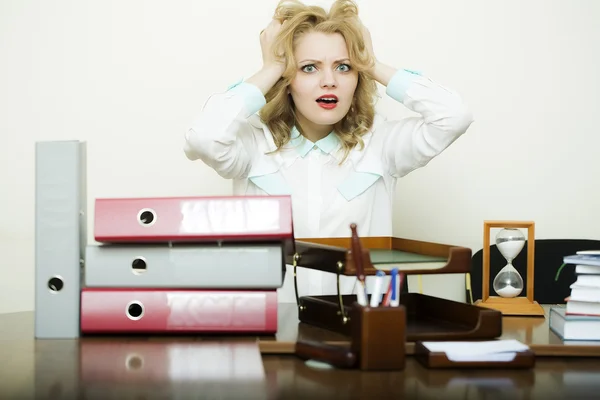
left=183, top=0, right=474, bottom=302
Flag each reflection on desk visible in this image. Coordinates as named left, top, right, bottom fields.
left=34, top=340, right=270, bottom=400
left=263, top=356, right=600, bottom=400
left=2, top=304, right=600, bottom=399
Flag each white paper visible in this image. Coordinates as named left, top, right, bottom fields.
left=421, top=340, right=529, bottom=362
left=444, top=352, right=518, bottom=362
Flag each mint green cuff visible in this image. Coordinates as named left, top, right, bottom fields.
left=385, top=68, right=422, bottom=103
left=227, top=81, right=266, bottom=115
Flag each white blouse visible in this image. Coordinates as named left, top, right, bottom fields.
left=184, top=68, right=474, bottom=302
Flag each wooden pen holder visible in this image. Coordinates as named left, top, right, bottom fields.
left=350, top=303, right=406, bottom=371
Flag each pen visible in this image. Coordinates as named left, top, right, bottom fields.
left=370, top=270, right=386, bottom=307
left=350, top=223, right=369, bottom=306
left=390, top=268, right=399, bottom=307
left=381, top=277, right=392, bottom=307
left=355, top=280, right=368, bottom=307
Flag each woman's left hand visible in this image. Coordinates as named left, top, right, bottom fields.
left=360, top=23, right=397, bottom=86
left=361, top=23, right=377, bottom=68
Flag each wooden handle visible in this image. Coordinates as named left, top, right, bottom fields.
left=350, top=223, right=365, bottom=281
left=295, top=340, right=357, bottom=369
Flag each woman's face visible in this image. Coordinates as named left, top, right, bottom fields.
left=288, top=31, right=359, bottom=134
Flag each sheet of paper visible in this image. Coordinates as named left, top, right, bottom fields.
left=421, top=340, right=529, bottom=362
left=443, top=352, right=518, bottom=362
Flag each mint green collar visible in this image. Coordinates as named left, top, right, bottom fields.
left=288, top=126, right=340, bottom=158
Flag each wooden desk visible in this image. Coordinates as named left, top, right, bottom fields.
left=263, top=303, right=600, bottom=357
left=2, top=306, right=600, bottom=399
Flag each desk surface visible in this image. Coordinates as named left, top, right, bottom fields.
left=2, top=306, right=600, bottom=399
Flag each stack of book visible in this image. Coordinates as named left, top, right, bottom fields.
left=549, top=251, right=600, bottom=342
left=34, top=140, right=292, bottom=339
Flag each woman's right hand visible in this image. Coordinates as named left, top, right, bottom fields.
left=244, top=19, right=287, bottom=95
left=259, top=19, right=285, bottom=71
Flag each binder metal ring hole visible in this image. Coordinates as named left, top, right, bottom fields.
left=47, top=276, right=64, bottom=293
left=131, top=257, right=147, bottom=275
left=126, top=301, right=144, bottom=320
left=137, top=208, right=156, bottom=226
left=126, top=354, right=143, bottom=371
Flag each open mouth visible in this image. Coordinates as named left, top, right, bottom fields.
left=316, top=98, right=338, bottom=104
left=316, top=95, right=338, bottom=104
left=316, top=94, right=338, bottom=109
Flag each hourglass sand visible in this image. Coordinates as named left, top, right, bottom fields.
left=475, top=220, right=545, bottom=317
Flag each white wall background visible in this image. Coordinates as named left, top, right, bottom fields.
left=1, top=0, right=599, bottom=314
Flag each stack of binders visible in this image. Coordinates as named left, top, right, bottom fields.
left=34, top=140, right=292, bottom=339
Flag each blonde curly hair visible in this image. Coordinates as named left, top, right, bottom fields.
left=259, top=0, right=377, bottom=163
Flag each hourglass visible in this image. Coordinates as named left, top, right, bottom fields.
left=475, top=220, right=545, bottom=317
left=493, top=228, right=525, bottom=298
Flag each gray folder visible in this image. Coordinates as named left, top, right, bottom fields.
left=84, top=242, right=285, bottom=289
left=34, top=140, right=87, bottom=338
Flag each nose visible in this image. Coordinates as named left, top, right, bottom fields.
left=320, top=69, right=337, bottom=88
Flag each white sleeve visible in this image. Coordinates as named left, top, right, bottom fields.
left=183, top=82, right=266, bottom=179
left=381, top=69, right=474, bottom=178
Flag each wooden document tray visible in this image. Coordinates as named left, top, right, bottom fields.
left=414, top=341, right=536, bottom=369
left=286, top=236, right=502, bottom=341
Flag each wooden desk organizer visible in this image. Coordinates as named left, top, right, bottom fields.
left=295, top=302, right=406, bottom=371
left=351, top=303, right=406, bottom=370
left=286, top=235, right=503, bottom=341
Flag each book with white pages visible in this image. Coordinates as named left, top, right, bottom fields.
left=576, top=250, right=600, bottom=255
left=568, top=283, right=600, bottom=303
left=549, top=307, right=600, bottom=341
left=566, top=300, right=600, bottom=317
left=572, top=274, right=600, bottom=288
left=575, top=264, right=600, bottom=274
left=563, top=253, right=600, bottom=267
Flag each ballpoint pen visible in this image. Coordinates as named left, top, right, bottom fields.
left=350, top=223, right=368, bottom=307
left=390, top=268, right=399, bottom=307
left=381, top=278, right=392, bottom=306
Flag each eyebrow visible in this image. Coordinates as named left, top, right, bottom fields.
left=299, top=58, right=350, bottom=64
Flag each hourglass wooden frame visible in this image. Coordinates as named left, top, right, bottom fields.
left=475, top=220, right=545, bottom=317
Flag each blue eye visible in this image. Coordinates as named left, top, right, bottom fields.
left=302, top=65, right=316, bottom=73
left=337, top=63, right=351, bottom=72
